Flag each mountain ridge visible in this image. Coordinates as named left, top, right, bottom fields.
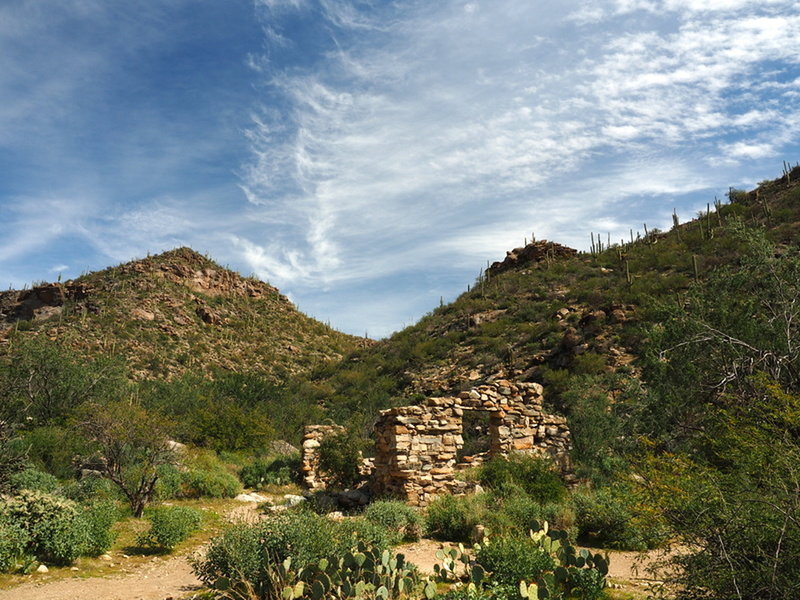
left=0, top=246, right=360, bottom=381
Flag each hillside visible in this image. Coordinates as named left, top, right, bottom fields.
left=0, top=247, right=359, bottom=381
left=302, top=166, right=800, bottom=431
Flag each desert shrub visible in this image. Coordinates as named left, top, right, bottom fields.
left=475, top=535, right=556, bottom=585
left=425, top=493, right=486, bottom=543
left=479, top=455, right=566, bottom=504
left=175, top=449, right=242, bottom=499
left=239, top=454, right=301, bottom=489
left=60, top=475, right=119, bottom=503
left=336, top=517, right=394, bottom=552
left=21, top=426, right=91, bottom=479
left=81, top=501, right=119, bottom=556
left=438, top=584, right=517, bottom=600
left=154, top=464, right=183, bottom=500
left=193, top=522, right=265, bottom=593
left=0, top=490, right=90, bottom=565
left=573, top=487, right=662, bottom=550
left=318, top=430, right=364, bottom=489
left=363, top=500, right=423, bottom=542
left=194, top=512, right=403, bottom=599
left=572, top=352, right=606, bottom=376
left=498, top=494, right=576, bottom=540
left=0, top=422, right=27, bottom=494
left=195, top=511, right=392, bottom=580
left=181, top=468, right=241, bottom=499
left=136, top=506, right=202, bottom=552
left=32, top=511, right=91, bottom=565
left=9, top=468, right=59, bottom=493
left=0, top=516, right=30, bottom=573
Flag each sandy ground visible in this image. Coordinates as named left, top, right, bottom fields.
left=0, top=551, right=203, bottom=600
left=0, top=502, right=266, bottom=600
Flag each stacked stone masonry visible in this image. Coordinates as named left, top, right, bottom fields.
left=302, top=380, right=573, bottom=506
left=302, top=424, right=345, bottom=490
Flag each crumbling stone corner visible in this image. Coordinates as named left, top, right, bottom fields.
left=301, top=424, right=345, bottom=490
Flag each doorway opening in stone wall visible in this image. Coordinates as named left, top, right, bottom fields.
left=457, top=409, right=493, bottom=464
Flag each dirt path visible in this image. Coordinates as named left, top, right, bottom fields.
left=0, top=551, right=202, bottom=600
left=0, top=501, right=265, bottom=600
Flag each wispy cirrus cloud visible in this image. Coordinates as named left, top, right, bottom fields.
left=237, top=0, right=800, bottom=328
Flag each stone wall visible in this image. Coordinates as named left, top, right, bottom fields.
left=301, top=424, right=345, bottom=490
left=370, top=380, right=571, bottom=506
left=301, top=379, right=573, bottom=507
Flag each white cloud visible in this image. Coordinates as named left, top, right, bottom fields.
left=727, top=142, right=775, bottom=159
left=240, top=0, right=800, bottom=308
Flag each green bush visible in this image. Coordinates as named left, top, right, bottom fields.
left=318, top=430, right=364, bottom=489
left=438, top=584, right=517, bottom=600
left=363, top=500, right=423, bottom=542
left=0, top=516, right=31, bottom=573
left=136, top=506, right=202, bottom=552
left=194, top=512, right=406, bottom=599
left=154, top=464, right=183, bottom=500
left=193, top=522, right=264, bottom=593
left=497, top=494, right=576, bottom=540
left=425, top=493, right=486, bottom=543
left=336, top=517, right=395, bottom=552
left=31, top=513, right=90, bottom=565
left=169, top=449, right=243, bottom=499
left=255, top=511, right=342, bottom=566
left=0, top=490, right=89, bottom=565
left=475, top=535, right=556, bottom=585
left=60, top=475, right=119, bottom=503
left=81, top=501, right=119, bottom=556
left=21, top=426, right=91, bottom=479
left=181, top=468, right=242, bottom=499
left=9, top=468, right=59, bottom=494
left=573, top=487, right=662, bottom=550
left=239, top=454, right=301, bottom=489
left=479, top=455, right=566, bottom=504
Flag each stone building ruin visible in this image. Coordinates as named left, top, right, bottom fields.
left=302, top=380, right=572, bottom=506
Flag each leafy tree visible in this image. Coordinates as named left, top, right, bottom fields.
left=640, top=223, right=800, bottom=451
left=637, top=225, right=800, bottom=598
left=0, top=337, right=127, bottom=427
left=78, top=401, right=177, bottom=517
left=640, top=380, right=800, bottom=599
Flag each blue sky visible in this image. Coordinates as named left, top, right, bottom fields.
left=1, top=0, right=799, bottom=338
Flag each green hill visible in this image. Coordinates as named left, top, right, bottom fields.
left=0, top=247, right=359, bottom=382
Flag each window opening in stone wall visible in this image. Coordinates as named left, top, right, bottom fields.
left=457, top=409, right=492, bottom=464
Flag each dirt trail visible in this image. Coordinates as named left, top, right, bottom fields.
left=0, top=502, right=265, bottom=600
left=0, top=551, right=202, bottom=600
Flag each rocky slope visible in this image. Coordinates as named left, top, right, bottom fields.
left=0, top=247, right=360, bottom=381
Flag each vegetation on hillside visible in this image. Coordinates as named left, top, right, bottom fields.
left=0, top=247, right=358, bottom=382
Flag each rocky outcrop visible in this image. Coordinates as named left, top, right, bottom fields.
left=0, top=283, right=92, bottom=325
left=488, top=240, right=577, bottom=276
